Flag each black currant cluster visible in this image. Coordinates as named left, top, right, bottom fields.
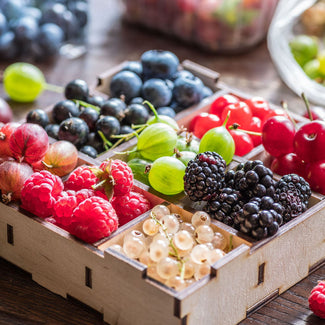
left=26, top=79, right=153, bottom=158
left=184, top=153, right=312, bottom=241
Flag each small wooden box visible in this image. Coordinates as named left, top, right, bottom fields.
left=1, top=61, right=325, bottom=325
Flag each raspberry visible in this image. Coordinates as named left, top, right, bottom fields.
left=112, top=191, right=151, bottom=226
left=93, top=159, right=134, bottom=199
left=309, top=280, right=325, bottom=319
left=53, top=189, right=95, bottom=226
left=69, top=196, right=118, bottom=243
left=21, top=170, right=64, bottom=218
left=64, top=165, right=97, bottom=191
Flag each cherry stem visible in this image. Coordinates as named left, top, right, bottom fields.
left=281, top=101, right=297, bottom=129
left=44, top=83, right=64, bottom=94
left=229, top=123, right=262, bottom=136
left=41, top=161, right=52, bottom=168
left=301, top=92, right=313, bottom=121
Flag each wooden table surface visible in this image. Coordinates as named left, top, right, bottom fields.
left=0, top=0, right=324, bottom=324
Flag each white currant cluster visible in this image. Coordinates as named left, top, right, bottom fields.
left=110, top=205, right=229, bottom=291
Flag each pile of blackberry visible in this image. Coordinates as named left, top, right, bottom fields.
left=184, top=153, right=311, bottom=240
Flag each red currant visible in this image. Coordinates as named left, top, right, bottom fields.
left=189, top=112, right=208, bottom=132
left=244, top=97, right=272, bottom=121
left=247, top=116, right=262, bottom=147
left=210, top=94, right=239, bottom=117
left=221, top=101, right=252, bottom=130
left=306, top=160, right=325, bottom=195
left=229, top=129, right=254, bottom=156
left=193, top=113, right=221, bottom=139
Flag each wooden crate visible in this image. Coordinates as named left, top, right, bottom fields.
left=1, top=61, right=325, bottom=325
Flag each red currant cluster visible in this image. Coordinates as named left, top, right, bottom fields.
left=189, top=95, right=287, bottom=156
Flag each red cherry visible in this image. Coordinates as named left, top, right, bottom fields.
left=303, top=106, right=325, bottom=121
left=262, top=116, right=295, bottom=158
left=262, top=108, right=289, bottom=126
left=247, top=116, right=262, bottom=147
left=229, top=129, right=254, bottom=156
left=270, top=153, right=306, bottom=177
left=221, top=101, right=252, bottom=130
left=306, top=160, right=325, bottom=195
left=189, top=112, right=208, bottom=132
left=209, top=94, right=239, bottom=117
left=293, top=120, right=325, bottom=163
left=244, top=97, right=272, bottom=121
left=193, top=113, right=221, bottom=139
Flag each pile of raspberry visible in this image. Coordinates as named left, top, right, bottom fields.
left=20, top=159, right=151, bottom=243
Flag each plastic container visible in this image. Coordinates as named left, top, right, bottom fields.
left=121, top=0, right=279, bottom=53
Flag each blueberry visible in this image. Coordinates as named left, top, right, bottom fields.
left=141, top=49, right=179, bottom=80
left=129, top=97, right=144, bottom=105
left=0, top=12, right=7, bottom=35
left=58, top=117, right=89, bottom=148
left=110, top=70, right=142, bottom=103
left=100, top=98, right=126, bottom=121
left=64, top=79, right=89, bottom=101
left=23, top=7, right=42, bottom=22
left=171, top=70, right=194, bottom=81
left=26, top=108, right=49, bottom=128
left=95, top=115, right=120, bottom=140
left=45, top=123, right=60, bottom=139
left=124, top=103, right=149, bottom=125
left=87, top=95, right=106, bottom=108
left=202, top=86, right=213, bottom=99
left=14, top=16, right=38, bottom=42
left=0, top=31, right=17, bottom=59
left=37, top=23, right=64, bottom=56
left=156, top=106, right=176, bottom=118
left=68, top=1, right=88, bottom=28
left=119, top=125, right=134, bottom=135
left=1, top=0, right=23, bottom=20
left=40, top=3, right=66, bottom=26
left=142, top=78, right=172, bottom=108
left=122, top=61, right=143, bottom=77
left=80, top=145, right=98, bottom=158
left=52, top=100, right=80, bottom=124
left=79, top=107, right=99, bottom=131
left=60, top=10, right=79, bottom=39
left=173, top=76, right=204, bottom=108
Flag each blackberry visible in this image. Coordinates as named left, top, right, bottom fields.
left=184, top=151, right=226, bottom=201
left=233, top=196, right=283, bottom=240
left=204, top=187, right=244, bottom=226
left=225, top=160, right=276, bottom=200
left=274, top=174, right=311, bottom=223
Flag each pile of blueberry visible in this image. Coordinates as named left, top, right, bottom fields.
left=112, top=49, right=213, bottom=115
left=0, top=0, right=88, bottom=61
left=26, top=50, right=213, bottom=158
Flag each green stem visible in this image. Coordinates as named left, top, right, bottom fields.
left=97, top=131, right=113, bottom=151
left=229, top=124, right=262, bottom=136
left=281, top=101, right=297, bottom=129
left=73, top=100, right=101, bottom=113
left=223, top=110, right=231, bottom=127
left=143, top=100, right=159, bottom=120
left=301, top=92, right=313, bottom=121
left=92, top=179, right=106, bottom=190
left=44, top=83, right=64, bottom=94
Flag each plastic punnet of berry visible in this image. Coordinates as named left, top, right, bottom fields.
left=112, top=205, right=229, bottom=290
